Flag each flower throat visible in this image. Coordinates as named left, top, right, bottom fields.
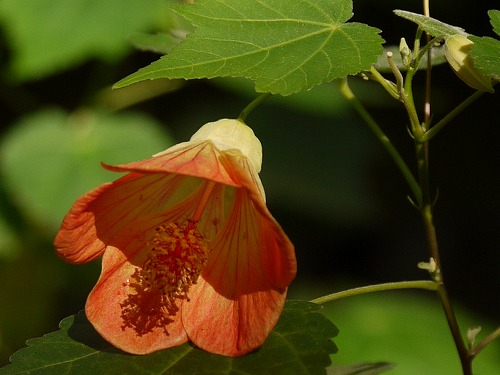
left=121, top=181, right=215, bottom=333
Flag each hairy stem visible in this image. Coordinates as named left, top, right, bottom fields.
left=310, top=280, right=438, bottom=304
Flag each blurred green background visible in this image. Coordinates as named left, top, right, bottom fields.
left=0, top=0, right=498, bottom=373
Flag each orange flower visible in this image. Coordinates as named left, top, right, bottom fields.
left=54, top=119, right=297, bottom=357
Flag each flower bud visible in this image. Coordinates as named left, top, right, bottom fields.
left=399, top=37, right=412, bottom=67
left=191, top=119, right=263, bottom=173
left=444, top=34, right=494, bottom=92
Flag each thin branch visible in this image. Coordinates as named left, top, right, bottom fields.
left=238, top=93, right=271, bottom=122
left=420, top=90, right=484, bottom=141
left=471, top=327, right=500, bottom=359
left=310, top=280, right=438, bottom=305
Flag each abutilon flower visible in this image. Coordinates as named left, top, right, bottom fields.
left=54, top=119, right=297, bottom=357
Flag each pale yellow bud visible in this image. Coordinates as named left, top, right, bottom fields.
left=399, top=37, right=412, bottom=67
left=191, top=119, right=263, bottom=173
left=444, top=34, right=494, bottom=92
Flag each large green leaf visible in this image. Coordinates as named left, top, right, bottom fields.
left=115, top=0, right=384, bottom=95
left=0, top=108, right=173, bottom=233
left=0, top=301, right=338, bottom=375
left=0, top=0, right=165, bottom=80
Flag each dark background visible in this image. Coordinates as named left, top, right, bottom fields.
left=0, top=0, right=498, bottom=368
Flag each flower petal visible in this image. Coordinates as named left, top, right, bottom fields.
left=104, top=140, right=239, bottom=187
left=182, top=152, right=296, bottom=356
left=54, top=172, right=191, bottom=263
left=54, top=141, right=243, bottom=264
left=86, top=232, right=188, bottom=354
left=182, top=278, right=285, bottom=357
left=220, top=150, right=296, bottom=287
left=85, top=178, right=227, bottom=354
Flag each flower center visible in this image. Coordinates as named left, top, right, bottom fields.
left=120, top=221, right=209, bottom=334
left=142, top=221, right=209, bottom=313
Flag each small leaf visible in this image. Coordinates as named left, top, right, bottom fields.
left=115, top=0, right=384, bottom=96
left=489, top=9, right=500, bottom=36
left=0, top=301, right=338, bottom=375
left=393, top=10, right=467, bottom=38
left=469, top=35, right=500, bottom=81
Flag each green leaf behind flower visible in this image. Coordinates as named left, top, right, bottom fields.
left=0, top=108, right=173, bottom=232
left=0, top=301, right=338, bottom=375
left=114, top=0, right=384, bottom=95
left=0, top=0, right=167, bottom=81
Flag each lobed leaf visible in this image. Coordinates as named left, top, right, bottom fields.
left=114, top=0, right=384, bottom=95
left=0, top=301, right=338, bottom=375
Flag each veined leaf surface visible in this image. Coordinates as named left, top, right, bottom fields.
left=115, top=0, right=384, bottom=95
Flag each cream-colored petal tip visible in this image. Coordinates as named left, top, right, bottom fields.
left=191, top=119, right=263, bottom=173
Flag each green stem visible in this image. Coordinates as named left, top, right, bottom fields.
left=310, top=280, right=438, bottom=305
left=338, top=78, right=422, bottom=206
left=402, top=67, right=424, bottom=137
left=419, top=90, right=484, bottom=142
left=238, top=93, right=271, bottom=122
left=369, top=66, right=399, bottom=100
